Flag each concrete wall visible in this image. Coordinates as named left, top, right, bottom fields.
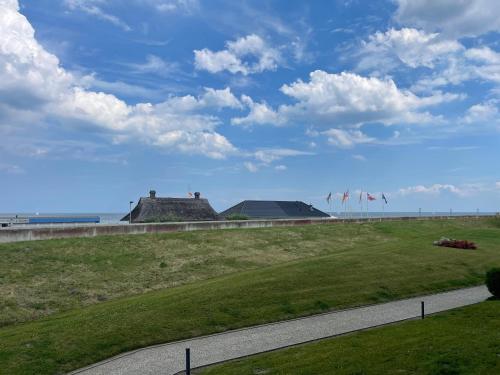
left=0, top=215, right=486, bottom=244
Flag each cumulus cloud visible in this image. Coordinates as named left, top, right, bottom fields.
left=357, top=27, right=500, bottom=92
left=231, top=95, right=283, bottom=126
left=0, top=2, right=240, bottom=159
left=358, top=28, right=463, bottom=71
left=233, top=70, right=457, bottom=128
left=275, top=164, right=287, bottom=171
left=394, top=0, right=500, bottom=38
left=64, top=0, right=131, bottom=31
left=194, top=34, right=281, bottom=75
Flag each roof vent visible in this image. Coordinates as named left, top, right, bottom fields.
left=149, top=190, right=156, bottom=199
left=194, top=192, right=200, bottom=199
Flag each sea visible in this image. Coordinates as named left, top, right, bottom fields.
left=0, top=213, right=126, bottom=225
left=330, top=211, right=497, bottom=219
left=0, top=211, right=497, bottom=225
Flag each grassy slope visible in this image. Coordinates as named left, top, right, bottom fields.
left=0, top=220, right=389, bottom=326
left=201, top=300, right=500, bottom=375
left=0, top=219, right=499, bottom=374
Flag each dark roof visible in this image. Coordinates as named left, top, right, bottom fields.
left=218, top=200, right=330, bottom=219
left=122, top=197, right=218, bottom=223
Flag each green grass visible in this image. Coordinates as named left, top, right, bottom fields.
left=0, top=219, right=499, bottom=374
left=201, top=300, right=500, bottom=375
left=0, top=219, right=390, bottom=326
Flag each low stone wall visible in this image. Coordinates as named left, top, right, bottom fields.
left=0, top=215, right=485, bottom=244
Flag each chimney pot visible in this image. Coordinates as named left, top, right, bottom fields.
left=149, top=190, right=156, bottom=199
left=194, top=192, right=200, bottom=199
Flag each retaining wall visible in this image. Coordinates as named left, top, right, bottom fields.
left=0, top=215, right=487, bottom=244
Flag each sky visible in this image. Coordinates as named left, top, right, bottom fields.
left=1, top=0, right=500, bottom=214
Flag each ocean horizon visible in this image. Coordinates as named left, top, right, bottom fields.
left=1, top=211, right=497, bottom=225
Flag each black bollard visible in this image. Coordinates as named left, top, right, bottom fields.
left=186, top=348, right=191, bottom=375
left=421, top=301, right=425, bottom=319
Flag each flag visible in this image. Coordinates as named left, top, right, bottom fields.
left=342, top=190, right=349, bottom=204
left=188, top=192, right=193, bottom=198
left=326, top=192, right=332, bottom=204
left=367, top=193, right=376, bottom=201
left=382, top=193, right=388, bottom=204
left=359, top=191, right=363, bottom=204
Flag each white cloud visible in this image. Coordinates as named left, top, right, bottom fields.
left=394, top=0, right=500, bottom=38
left=0, top=2, right=239, bottom=159
left=64, top=0, right=131, bottom=31
left=0, top=163, right=24, bottom=174
left=79, top=75, right=162, bottom=99
left=194, top=34, right=281, bottom=75
left=244, top=161, right=258, bottom=173
left=399, top=184, right=460, bottom=195
left=411, top=46, right=500, bottom=91
left=496, top=182, right=500, bottom=189
left=253, top=148, right=313, bottom=163
left=279, top=71, right=458, bottom=126
left=323, top=129, right=375, bottom=148
left=234, top=70, right=456, bottom=128
left=357, top=28, right=500, bottom=92
left=241, top=148, right=312, bottom=172
left=147, top=0, right=199, bottom=13
left=125, top=54, right=180, bottom=77
left=398, top=183, right=488, bottom=197
left=463, top=100, right=500, bottom=124
left=352, top=154, right=367, bottom=161
left=359, top=28, right=463, bottom=70
left=465, top=47, right=500, bottom=64
left=231, top=95, right=283, bottom=126
left=464, top=47, right=500, bottom=83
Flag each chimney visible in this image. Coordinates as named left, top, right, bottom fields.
left=149, top=190, right=156, bottom=199
left=194, top=192, right=200, bottom=199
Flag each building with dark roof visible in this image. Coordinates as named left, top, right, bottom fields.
left=121, top=191, right=218, bottom=223
left=218, top=200, right=330, bottom=220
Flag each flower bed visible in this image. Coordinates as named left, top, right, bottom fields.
left=433, top=237, right=477, bottom=249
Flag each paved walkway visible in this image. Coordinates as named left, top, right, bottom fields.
left=71, top=286, right=490, bottom=375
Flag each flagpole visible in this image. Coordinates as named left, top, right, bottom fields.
left=366, top=193, right=369, bottom=219
left=344, top=194, right=346, bottom=220
left=359, top=190, right=362, bottom=220
left=332, top=195, right=335, bottom=217
left=382, top=195, right=385, bottom=220
left=367, top=193, right=370, bottom=219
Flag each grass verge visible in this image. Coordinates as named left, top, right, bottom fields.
left=201, top=300, right=500, bottom=375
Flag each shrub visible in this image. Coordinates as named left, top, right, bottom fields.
left=486, top=268, right=500, bottom=297
left=225, top=214, right=249, bottom=221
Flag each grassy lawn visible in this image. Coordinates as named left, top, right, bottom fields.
left=0, top=220, right=390, bottom=326
left=201, top=300, right=500, bottom=375
left=0, top=218, right=499, bottom=374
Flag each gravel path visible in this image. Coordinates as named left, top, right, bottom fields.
left=70, top=286, right=490, bottom=375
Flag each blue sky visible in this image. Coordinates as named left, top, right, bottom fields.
left=1, top=0, right=500, bottom=213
